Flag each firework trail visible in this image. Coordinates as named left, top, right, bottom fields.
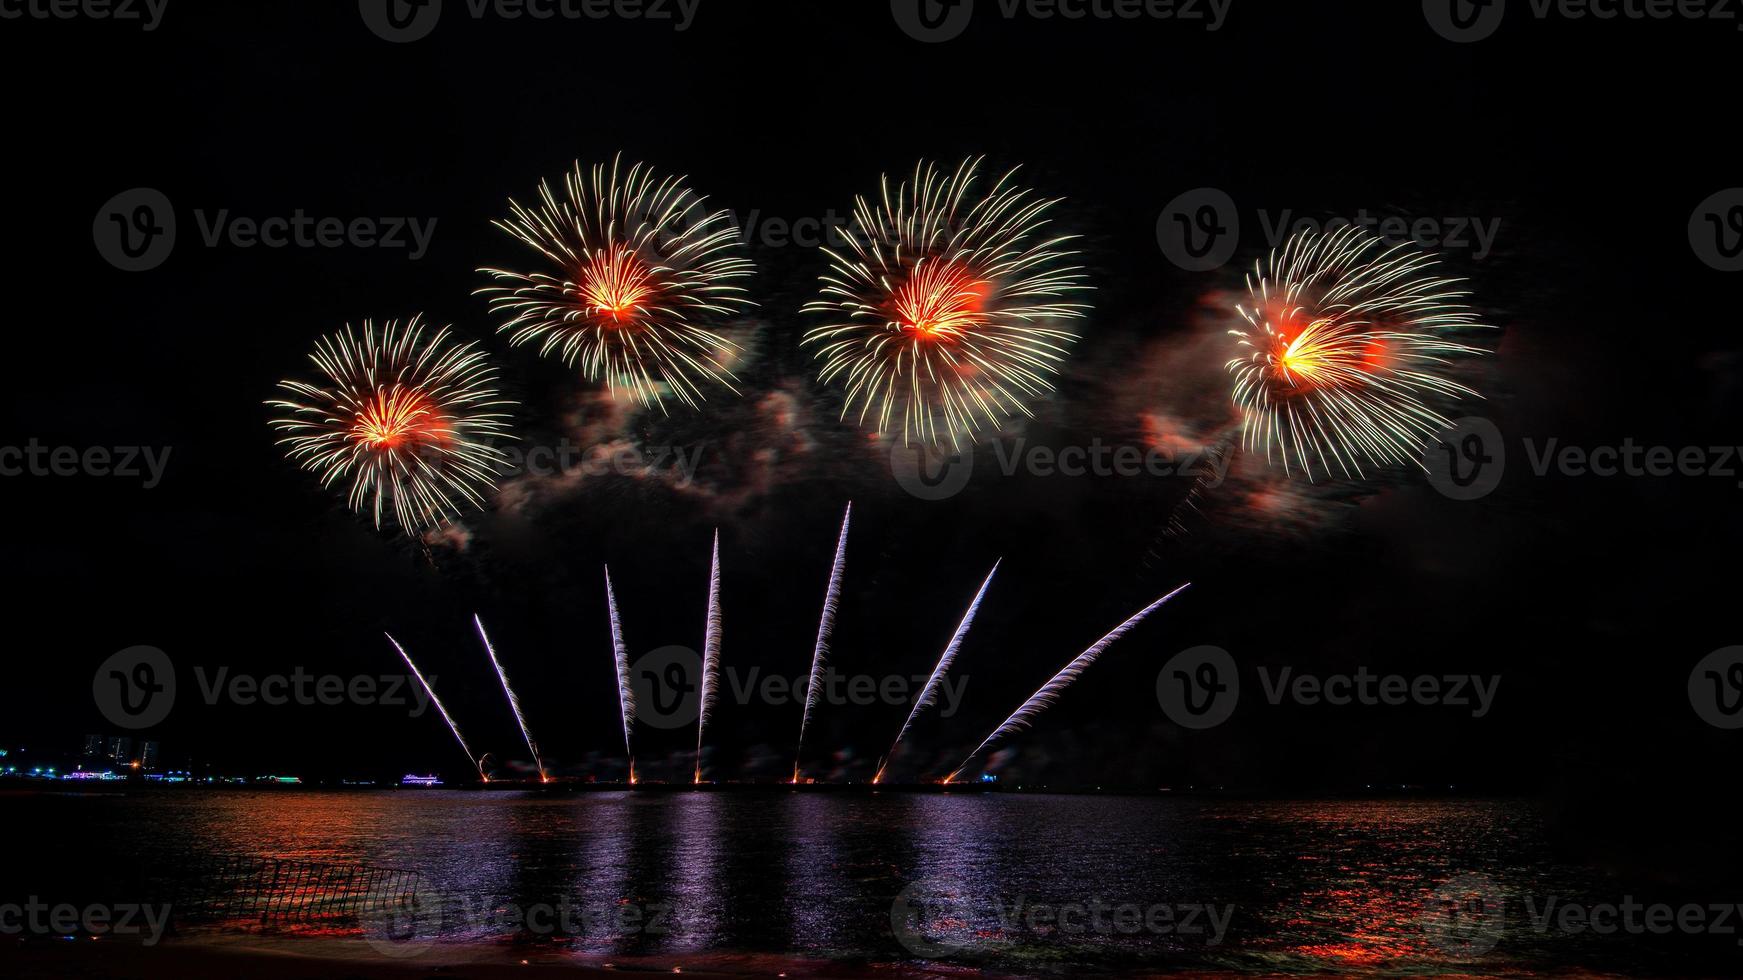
left=793, top=502, right=852, bottom=784
left=477, top=154, right=756, bottom=414
left=874, top=560, right=999, bottom=784
left=474, top=614, right=548, bottom=782
left=604, top=566, right=638, bottom=784
left=268, top=315, right=515, bottom=536
left=802, top=158, right=1091, bottom=447
left=695, top=530, right=723, bottom=784
left=945, top=582, right=1191, bottom=783
left=385, top=632, right=482, bottom=779
left=1227, top=225, right=1489, bottom=481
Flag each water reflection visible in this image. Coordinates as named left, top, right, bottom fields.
left=14, top=792, right=1683, bottom=975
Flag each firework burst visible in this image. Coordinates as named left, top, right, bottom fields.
left=605, top=566, right=638, bottom=784
left=794, top=502, right=851, bottom=784
left=477, top=155, right=755, bottom=413
left=475, top=614, right=548, bottom=783
left=874, top=560, right=998, bottom=784
left=802, top=158, right=1091, bottom=447
left=945, top=583, right=1190, bottom=784
left=268, top=316, right=514, bottom=536
left=385, top=633, right=482, bottom=779
left=1226, top=225, right=1489, bottom=480
left=696, top=531, right=723, bottom=784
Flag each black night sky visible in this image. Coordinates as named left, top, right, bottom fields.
left=4, top=0, right=1740, bottom=886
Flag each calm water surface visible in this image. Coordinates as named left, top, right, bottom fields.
left=11, top=790, right=1728, bottom=975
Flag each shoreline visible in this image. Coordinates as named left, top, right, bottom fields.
left=1, top=932, right=855, bottom=980
left=0, top=931, right=1653, bottom=980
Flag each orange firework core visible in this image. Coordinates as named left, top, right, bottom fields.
left=891, top=258, right=989, bottom=340
left=350, top=389, right=448, bottom=451
left=1260, top=303, right=1388, bottom=393
left=579, top=244, right=655, bottom=324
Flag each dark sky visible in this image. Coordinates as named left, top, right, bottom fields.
left=2, top=2, right=1737, bottom=868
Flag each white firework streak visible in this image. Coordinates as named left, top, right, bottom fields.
left=604, top=566, right=637, bottom=783
left=385, top=632, right=480, bottom=775
left=802, top=157, right=1091, bottom=448
left=946, top=582, right=1191, bottom=783
left=793, top=502, right=852, bottom=783
left=1226, top=224, right=1490, bottom=481
left=695, top=530, right=723, bottom=784
left=474, top=614, right=548, bottom=782
left=477, top=154, right=756, bottom=414
left=874, top=559, right=1000, bottom=784
left=268, top=315, right=515, bottom=535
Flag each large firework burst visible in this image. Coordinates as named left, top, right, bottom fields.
left=802, top=158, right=1091, bottom=447
left=268, top=316, right=514, bottom=535
left=477, top=155, right=755, bottom=413
left=1226, top=225, right=1489, bottom=480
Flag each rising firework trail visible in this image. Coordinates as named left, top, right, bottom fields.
left=267, top=315, right=515, bottom=536
left=1227, top=225, right=1489, bottom=480
left=478, top=154, right=756, bottom=413
left=945, top=583, right=1191, bottom=783
left=794, top=502, right=852, bottom=784
left=385, top=633, right=483, bottom=781
left=605, top=566, right=637, bottom=784
left=874, top=560, right=999, bottom=784
left=474, top=614, right=548, bottom=783
left=695, top=531, right=723, bottom=784
left=802, top=158, right=1091, bottom=447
